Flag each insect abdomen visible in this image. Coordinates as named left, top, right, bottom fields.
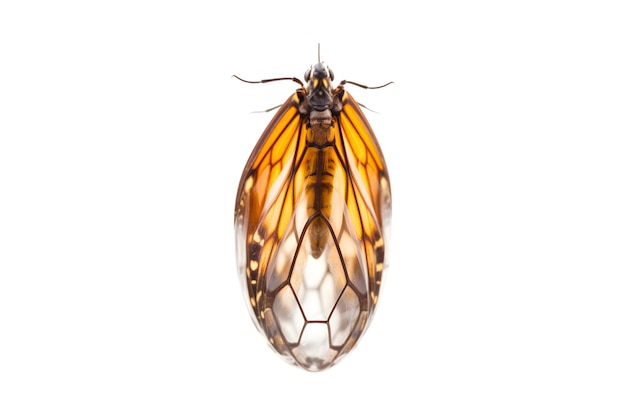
left=302, top=141, right=338, bottom=257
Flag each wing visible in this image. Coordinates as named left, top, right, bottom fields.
left=234, top=86, right=392, bottom=371
left=234, top=93, right=308, bottom=324
left=335, top=90, right=392, bottom=311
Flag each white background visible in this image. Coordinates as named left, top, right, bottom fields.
left=1, top=1, right=625, bottom=416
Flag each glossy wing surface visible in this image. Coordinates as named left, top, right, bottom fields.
left=335, top=91, right=392, bottom=309
left=234, top=85, right=392, bottom=372
left=234, top=94, right=308, bottom=322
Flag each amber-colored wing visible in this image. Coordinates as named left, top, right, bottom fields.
left=334, top=90, right=392, bottom=310
left=234, top=93, right=308, bottom=322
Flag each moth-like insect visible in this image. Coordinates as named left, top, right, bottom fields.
left=234, top=55, right=391, bottom=371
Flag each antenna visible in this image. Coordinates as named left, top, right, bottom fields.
left=317, top=43, right=321, bottom=63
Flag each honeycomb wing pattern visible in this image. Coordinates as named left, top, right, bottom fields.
left=235, top=154, right=387, bottom=371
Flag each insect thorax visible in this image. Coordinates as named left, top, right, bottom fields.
left=307, top=109, right=334, bottom=146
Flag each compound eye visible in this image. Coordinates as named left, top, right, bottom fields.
left=328, top=67, right=334, bottom=81
left=304, top=67, right=312, bottom=81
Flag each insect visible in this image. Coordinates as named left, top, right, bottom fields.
left=234, top=51, right=392, bottom=371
